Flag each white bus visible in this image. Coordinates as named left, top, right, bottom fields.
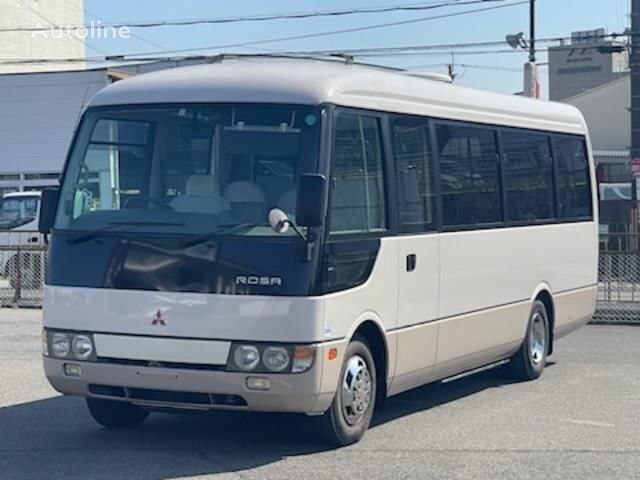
left=39, top=57, right=598, bottom=446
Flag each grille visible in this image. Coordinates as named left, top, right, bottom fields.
left=88, top=384, right=247, bottom=408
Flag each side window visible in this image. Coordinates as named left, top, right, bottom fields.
left=390, top=115, right=436, bottom=233
left=554, top=136, right=593, bottom=219
left=502, top=131, right=554, bottom=221
left=330, top=114, right=387, bottom=234
left=436, top=124, right=501, bottom=226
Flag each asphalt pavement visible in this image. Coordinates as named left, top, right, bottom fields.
left=1, top=308, right=639, bottom=480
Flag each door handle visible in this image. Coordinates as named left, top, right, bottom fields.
left=28, top=236, right=39, bottom=243
left=406, top=254, right=417, bottom=272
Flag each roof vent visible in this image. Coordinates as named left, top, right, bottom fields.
left=401, top=71, right=453, bottom=83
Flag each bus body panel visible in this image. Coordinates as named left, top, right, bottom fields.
left=43, top=286, right=326, bottom=343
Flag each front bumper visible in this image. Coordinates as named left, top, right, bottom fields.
left=43, top=340, right=346, bottom=415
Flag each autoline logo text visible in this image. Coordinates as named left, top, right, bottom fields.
left=30, top=21, right=131, bottom=40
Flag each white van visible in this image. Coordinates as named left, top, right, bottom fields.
left=0, top=191, right=44, bottom=288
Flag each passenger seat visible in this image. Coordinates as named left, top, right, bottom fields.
left=223, top=181, right=268, bottom=224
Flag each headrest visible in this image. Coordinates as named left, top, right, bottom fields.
left=223, top=181, right=266, bottom=203
left=186, top=175, right=217, bottom=196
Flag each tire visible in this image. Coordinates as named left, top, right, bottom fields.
left=86, top=398, right=149, bottom=429
left=320, top=336, right=377, bottom=447
left=509, top=300, right=550, bottom=380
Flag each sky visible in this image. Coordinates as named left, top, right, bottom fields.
left=81, top=0, right=630, bottom=97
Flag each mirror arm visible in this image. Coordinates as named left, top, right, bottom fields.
left=284, top=220, right=316, bottom=262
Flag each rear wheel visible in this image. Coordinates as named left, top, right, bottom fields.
left=86, top=398, right=149, bottom=429
left=509, top=300, right=549, bottom=380
left=320, top=337, right=377, bottom=446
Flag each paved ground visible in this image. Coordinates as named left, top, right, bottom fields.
left=1, top=308, right=639, bottom=480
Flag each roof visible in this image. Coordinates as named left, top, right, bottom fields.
left=88, top=56, right=587, bottom=135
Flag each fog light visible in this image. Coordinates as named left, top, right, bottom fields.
left=64, top=363, right=82, bottom=377
left=246, top=377, right=271, bottom=391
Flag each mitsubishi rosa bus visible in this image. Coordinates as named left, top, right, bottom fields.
left=38, top=57, right=598, bottom=446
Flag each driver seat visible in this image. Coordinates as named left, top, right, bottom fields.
left=170, top=175, right=228, bottom=214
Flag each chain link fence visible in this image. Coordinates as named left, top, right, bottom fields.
left=594, top=234, right=640, bottom=324
left=0, top=231, right=46, bottom=308
left=1, top=231, right=639, bottom=323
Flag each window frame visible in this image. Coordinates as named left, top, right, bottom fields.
left=551, top=133, right=594, bottom=222
left=499, top=128, right=557, bottom=226
left=326, top=107, right=395, bottom=240
left=387, top=112, right=439, bottom=234
left=433, top=118, right=505, bottom=231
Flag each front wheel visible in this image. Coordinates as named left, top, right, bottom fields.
left=509, top=300, right=550, bottom=380
left=320, top=336, right=377, bottom=446
left=86, top=398, right=149, bottom=429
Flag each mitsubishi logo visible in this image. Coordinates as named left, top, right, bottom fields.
left=151, top=310, right=166, bottom=326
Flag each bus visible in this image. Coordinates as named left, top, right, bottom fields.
left=38, top=57, right=598, bottom=446
left=0, top=191, right=44, bottom=289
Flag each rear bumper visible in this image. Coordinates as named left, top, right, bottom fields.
left=43, top=340, right=346, bottom=415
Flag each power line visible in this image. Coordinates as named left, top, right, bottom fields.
left=0, top=28, right=627, bottom=66
left=0, top=0, right=529, bottom=66
left=0, top=0, right=506, bottom=33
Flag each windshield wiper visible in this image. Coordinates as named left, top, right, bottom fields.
left=67, top=221, right=184, bottom=245
left=182, top=223, right=266, bottom=248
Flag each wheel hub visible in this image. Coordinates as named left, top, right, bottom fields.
left=529, top=312, right=546, bottom=365
left=340, top=355, right=372, bottom=426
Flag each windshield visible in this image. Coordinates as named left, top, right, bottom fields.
left=0, top=195, right=39, bottom=229
left=55, top=104, right=322, bottom=236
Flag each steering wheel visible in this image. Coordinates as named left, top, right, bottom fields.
left=123, top=196, right=175, bottom=211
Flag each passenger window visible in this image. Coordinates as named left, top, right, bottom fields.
left=502, top=131, right=554, bottom=221
left=390, top=115, right=436, bottom=233
left=554, top=136, right=593, bottom=219
left=330, top=114, right=387, bottom=234
left=436, top=124, right=502, bottom=226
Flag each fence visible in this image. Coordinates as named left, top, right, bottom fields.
left=0, top=231, right=46, bottom=308
left=594, top=233, right=640, bottom=324
left=1, top=232, right=640, bottom=323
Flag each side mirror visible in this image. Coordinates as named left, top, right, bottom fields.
left=268, top=208, right=291, bottom=234
left=38, top=187, right=60, bottom=234
left=296, top=174, right=326, bottom=228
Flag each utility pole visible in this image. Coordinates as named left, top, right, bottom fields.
left=529, top=0, right=536, bottom=63
left=523, top=0, right=539, bottom=98
left=631, top=0, right=640, bottom=234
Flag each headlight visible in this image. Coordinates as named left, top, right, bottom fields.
left=262, top=346, right=290, bottom=372
left=233, top=345, right=260, bottom=371
left=51, top=333, right=70, bottom=358
left=72, top=335, right=93, bottom=360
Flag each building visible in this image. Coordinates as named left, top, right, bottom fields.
left=563, top=74, right=633, bottom=238
left=549, top=29, right=628, bottom=102
left=0, top=59, right=210, bottom=196
left=0, top=0, right=85, bottom=74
